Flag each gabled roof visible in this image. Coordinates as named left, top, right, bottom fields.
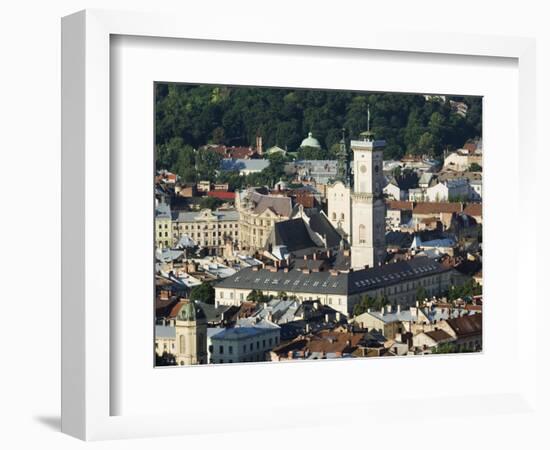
left=424, top=329, right=454, bottom=343
left=249, top=191, right=293, bottom=217
left=446, top=314, right=482, bottom=338
left=306, top=211, right=342, bottom=248
left=267, top=218, right=317, bottom=252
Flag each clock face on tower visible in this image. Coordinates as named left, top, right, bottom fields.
left=360, top=164, right=367, bottom=173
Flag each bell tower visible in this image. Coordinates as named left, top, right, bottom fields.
left=350, top=107, right=386, bottom=269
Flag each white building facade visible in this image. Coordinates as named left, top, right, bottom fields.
left=327, top=180, right=352, bottom=240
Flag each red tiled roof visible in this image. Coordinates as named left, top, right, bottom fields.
left=387, top=200, right=414, bottom=211
left=463, top=203, right=482, bottom=217
left=207, top=190, right=236, bottom=200
left=413, top=202, right=462, bottom=215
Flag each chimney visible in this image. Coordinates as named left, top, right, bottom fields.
left=397, top=304, right=401, bottom=313
left=325, top=313, right=330, bottom=323
left=256, top=135, right=263, bottom=155
left=380, top=307, right=385, bottom=315
left=313, top=252, right=317, bottom=260
left=305, top=323, right=310, bottom=333
left=386, top=305, right=392, bottom=313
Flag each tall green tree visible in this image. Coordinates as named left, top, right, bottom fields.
left=189, top=282, right=215, bottom=304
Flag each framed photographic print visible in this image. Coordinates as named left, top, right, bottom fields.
left=62, top=8, right=539, bottom=442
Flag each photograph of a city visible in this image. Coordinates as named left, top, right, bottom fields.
left=154, top=84, right=482, bottom=366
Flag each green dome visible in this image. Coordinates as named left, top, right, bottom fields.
left=176, top=300, right=206, bottom=322
left=300, top=132, right=321, bottom=149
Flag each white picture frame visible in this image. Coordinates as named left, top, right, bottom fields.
left=62, top=9, right=539, bottom=441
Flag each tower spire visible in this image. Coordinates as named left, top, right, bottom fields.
left=367, top=104, right=370, bottom=133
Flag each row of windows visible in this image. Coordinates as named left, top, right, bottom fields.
left=217, top=336, right=279, bottom=355
left=177, top=223, right=237, bottom=230
left=184, top=231, right=237, bottom=238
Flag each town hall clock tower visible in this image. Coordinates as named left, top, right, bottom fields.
left=350, top=129, right=386, bottom=269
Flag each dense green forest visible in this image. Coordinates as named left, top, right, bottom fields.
left=155, top=83, right=482, bottom=176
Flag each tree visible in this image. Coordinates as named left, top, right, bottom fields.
left=353, top=294, right=389, bottom=316
left=199, top=196, right=223, bottom=210
left=247, top=289, right=268, bottom=303
left=196, top=149, right=222, bottom=182
left=447, top=279, right=482, bottom=301
left=416, top=286, right=428, bottom=303
left=154, top=84, right=482, bottom=165
left=431, top=343, right=457, bottom=354
left=189, top=282, right=215, bottom=304
left=469, top=162, right=482, bottom=172
left=156, top=351, right=177, bottom=366
left=172, top=143, right=197, bottom=183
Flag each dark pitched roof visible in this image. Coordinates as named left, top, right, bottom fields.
left=267, top=218, right=317, bottom=252
left=385, top=231, right=414, bottom=248
left=446, top=314, right=482, bottom=338
left=216, top=256, right=451, bottom=296
left=307, top=212, right=343, bottom=248
left=425, top=329, right=454, bottom=343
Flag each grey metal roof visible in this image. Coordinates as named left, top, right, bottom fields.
left=155, top=325, right=175, bottom=339
left=172, top=209, right=239, bottom=222
left=216, top=256, right=450, bottom=296
left=220, top=159, right=270, bottom=172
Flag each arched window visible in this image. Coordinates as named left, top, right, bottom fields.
left=340, top=213, right=345, bottom=220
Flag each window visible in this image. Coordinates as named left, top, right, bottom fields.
left=229, top=346, right=233, bottom=354
left=256, top=342, right=260, bottom=349
left=332, top=212, right=336, bottom=220
left=219, top=345, right=224, bottom=354
left=250, top=343, right=254, bottom=351
left=262, top=340, right=266, bottom=348
left=243, top=345, right=246, bottom=353
left=340, top=213, right=345, bottom=220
